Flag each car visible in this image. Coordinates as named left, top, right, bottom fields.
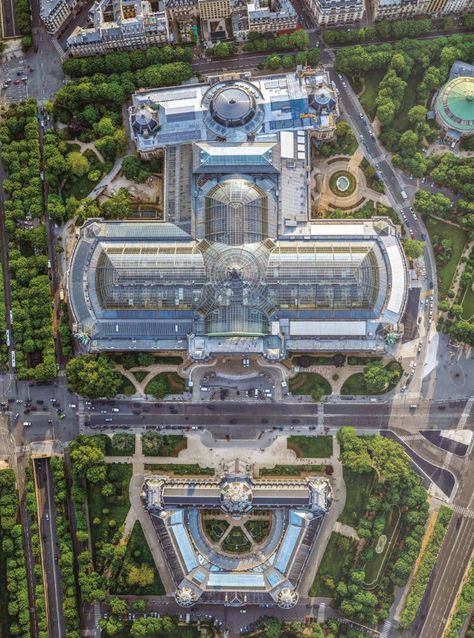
left=112, top=408, right=120, bottom=412
left=13, top=80, right=21, bottom=85
left=21, top=76, right=27, bottom=82
left=69, top=403, right=77, bottom=408
left=45, top=512, right=49, bottom=520
left=23, top=421, right=32, bottom=426
left=105, top=418, right=113, bottom=422
left=413, top=213, right=418, bottom=221
left=359, top=112, right=364, bottom=118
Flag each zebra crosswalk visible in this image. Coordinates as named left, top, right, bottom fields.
left=380, top=620, right=391, bottom=638
left=451, top=504, right=474, bottom=519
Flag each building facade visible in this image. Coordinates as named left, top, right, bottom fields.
left=372, top=0, right=419, bottom=20
left=303, top=0, right=365, bottom=26
left=40, top=0, right=76, bottom=33
left=67, top=0, right=169, bottom=56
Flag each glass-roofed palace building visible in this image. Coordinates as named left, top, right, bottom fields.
left=143, top=472, right=332, bottom=607
left=68, top=68, right=410, bottom=359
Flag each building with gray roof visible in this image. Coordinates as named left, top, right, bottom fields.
left=143, top=473, right=331, bottom=607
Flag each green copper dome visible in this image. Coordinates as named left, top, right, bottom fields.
left=436, top=76, right=474, bottom=134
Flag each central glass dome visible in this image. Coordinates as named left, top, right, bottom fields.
left=210, top=86, right=257, bottom=128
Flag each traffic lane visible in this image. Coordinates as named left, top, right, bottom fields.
left=1, top=0, right=19, bottom=37
left=417, top=517, right=474, bottom=638
left=381, top=430, right=456, bottom=498
left=421, top=430, right=469, bottom=457
left=35, top=458, right=66, bottom=638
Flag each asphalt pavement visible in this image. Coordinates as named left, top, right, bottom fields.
left=35, top=457, right=66, bottom=638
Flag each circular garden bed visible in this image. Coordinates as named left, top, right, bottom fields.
left=329, top=170, right=356, bottom=197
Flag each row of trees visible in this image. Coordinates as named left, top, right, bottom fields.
left=399, top=506, right=453, bottom=628
left=0, top=469, right=31, bottom=638
left=243, top=29, right=309, bottom=54
left=263, top=49, right=321, bottom=71
left=0, top=100, right=57, bottom=380
left=445, top=557, right=474, bottom=638
left=14, top=0, right=32, bottom=49
left=25, top=465, right=48, bottom=638
left=323, top=17, right=433, bottom=46
left=50, top=457, right=81, bottom=636
left=323, top=429, right=430, bottom=624
left=62, top=45, right=193, bottom=78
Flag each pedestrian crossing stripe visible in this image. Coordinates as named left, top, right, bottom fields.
left=452, top=504, right=474, bottom=519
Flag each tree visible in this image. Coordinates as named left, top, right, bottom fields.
left=122, top=155, right=143, bottom=181
left=363, top=363, right=391, bottom=394
left=95, top=116, right=115, bottom=138
left=265, top=618, right=283, bottom=638
left=67, top=151, right=90, bottom=178
left=66, top=355, right=122, bottom=399
left=101, top=188, right=130, bottom=219
left=127, top=564, right=154, bottom=587
left=265, top=55, right=282, bottom=70
left=404, top=239, right=424, bottom=260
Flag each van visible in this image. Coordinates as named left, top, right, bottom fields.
left=401, top=191, right=408, bottom=200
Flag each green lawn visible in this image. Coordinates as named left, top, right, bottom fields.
left=358, top=69, right=385, bottom=120
left=88, top=464, right=132, bottom=560
left=394, top=72, right=423, bottom=132
left=102, top=624, right=200, bottom=638
left=309, top=532, right=357, bottom=596
left=363, top=505, right=401, bottom=587
left=245, top=519, right=271, bottom=543
left=338, top=467, right=375, bottom=527
left=145, top=372, right=185, bottom=399
left=113, top=520, right=165, bottom=595
left=341, top=361, right=403, bottom=395
left=117, top=373, right=136, bottom=396
left=425, top=217, right=467, bottom=296
left=133, top=370, right=148, bottom=383
left=222, top=526, right=251, bottom=553
left=287, top=435, right=333, bottom=458
left=289, top=372, right=332, bottom=397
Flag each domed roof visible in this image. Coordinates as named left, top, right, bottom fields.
left=210, top=85, right=257, bottom=128
left=436, top=76, right=474, bottom=134
left=131, top=105, right=160, bottom=137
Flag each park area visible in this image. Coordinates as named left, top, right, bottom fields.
left=338, top=467, right=375, bottom=527
left=425, top=217, right=467, bottom=296
left=363, top=505, right=401, bottom=588
left=309, top=532, right=357, bottom=596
